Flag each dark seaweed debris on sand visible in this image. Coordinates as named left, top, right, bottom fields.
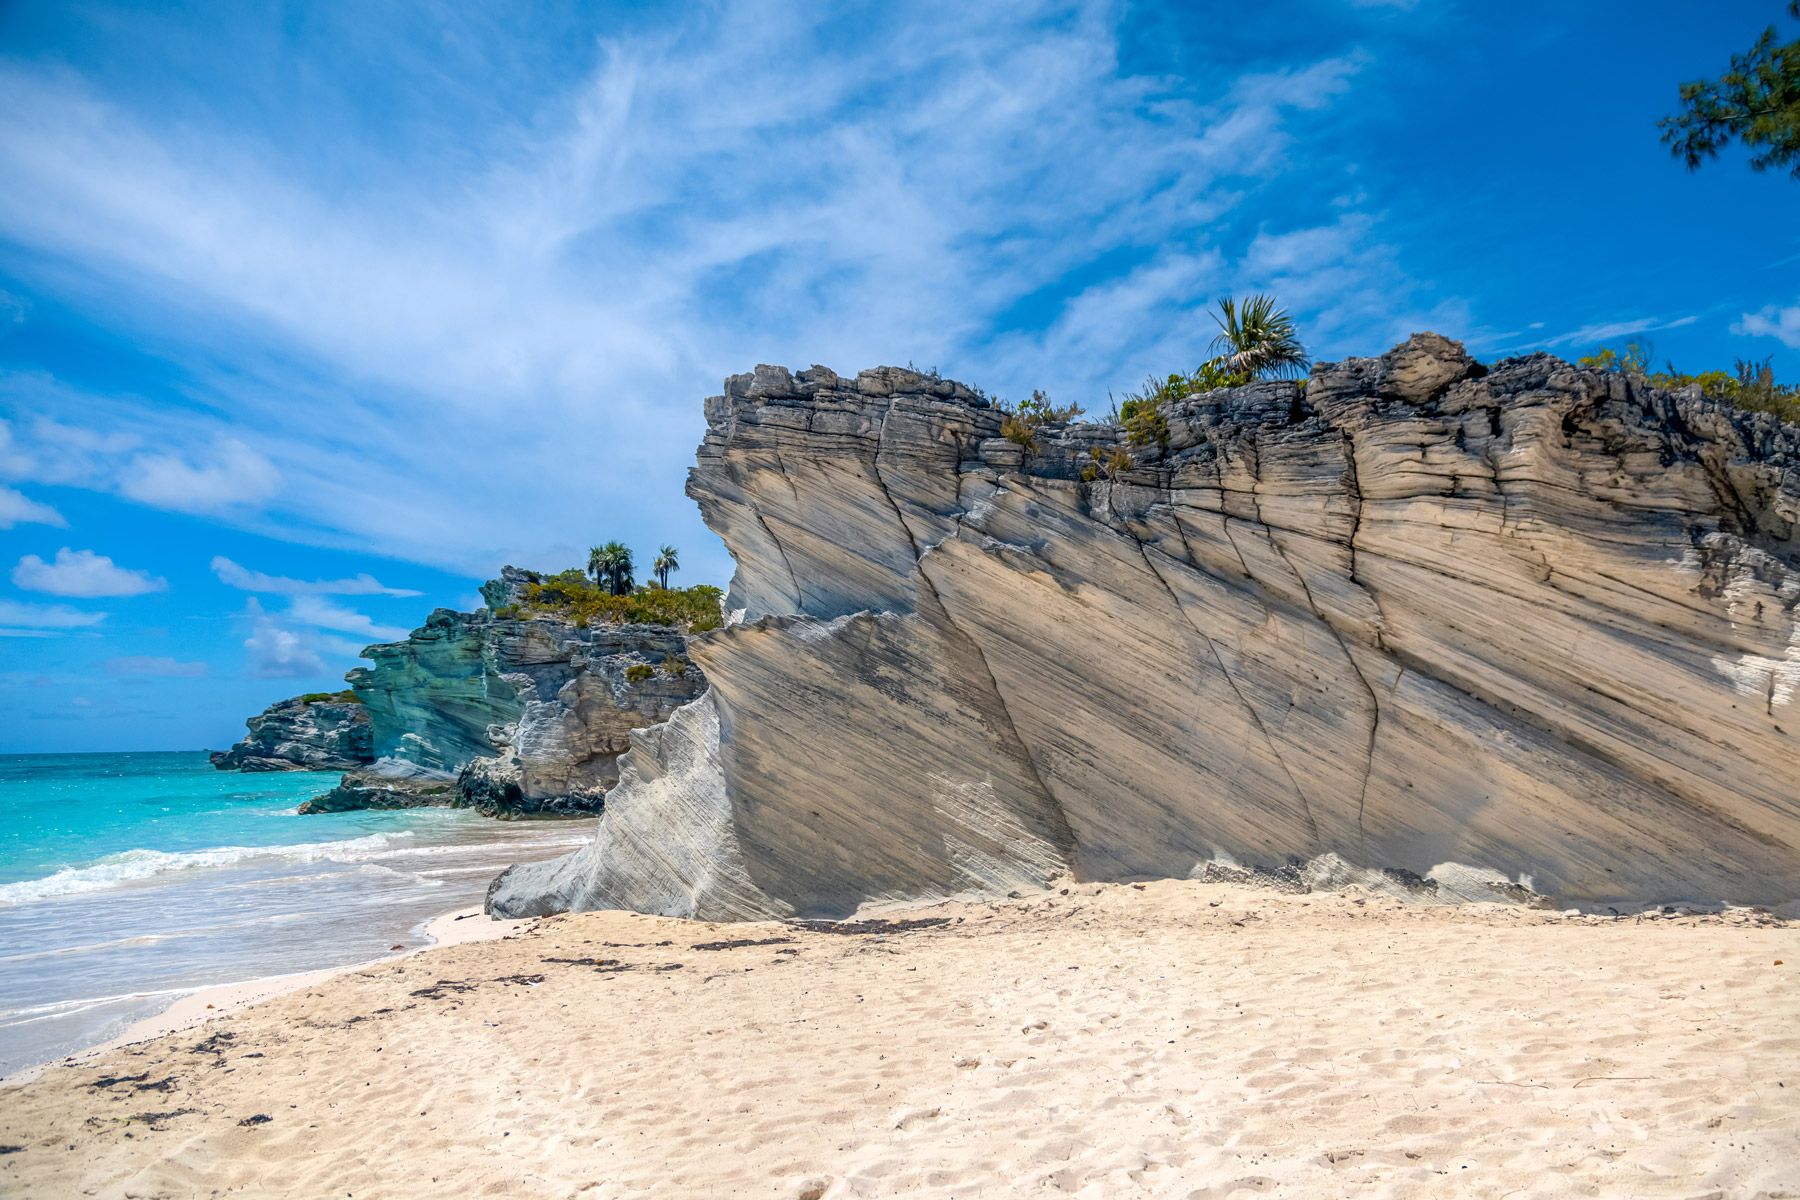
left=690, top=937, right=796, bottom=951
left=542, top=956, right=685, bottom=974
left=787, top=917, right=952, bottom=936
left=88, top=1073, right=174, bottom=1093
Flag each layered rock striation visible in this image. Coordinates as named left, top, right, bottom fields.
left=210, top=695, right=374, bottom=773
left=306, top=580, right=706, bottom=818
left=490, top=335, right=1800, bottom=919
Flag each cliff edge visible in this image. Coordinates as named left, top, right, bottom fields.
left=210, top=694, right=373, bottom=773
left=489, top=334, right=1800, bottom=918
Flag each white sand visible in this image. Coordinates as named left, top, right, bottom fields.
left=2, top=880, right=1796, bottom=1198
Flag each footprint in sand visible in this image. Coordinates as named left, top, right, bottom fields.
left=895, top=1106, right=942, bottom=1130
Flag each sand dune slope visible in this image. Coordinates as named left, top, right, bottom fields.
left=3, top=882, right=1797, bottom=1198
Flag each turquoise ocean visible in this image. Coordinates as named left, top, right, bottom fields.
left=0, top=752, right=590, bottom=1076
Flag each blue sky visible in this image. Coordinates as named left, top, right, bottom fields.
left=1, top=0, right=1795, bottom=753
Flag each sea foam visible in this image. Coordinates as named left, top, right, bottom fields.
left=0, top=832, right=414, bottom=906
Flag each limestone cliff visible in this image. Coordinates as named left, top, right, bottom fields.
left=488, top=335, right=1800, bottom=919
left=210, top=694, right=373, bottom=773
left=305, top=586, right=706, bottom=818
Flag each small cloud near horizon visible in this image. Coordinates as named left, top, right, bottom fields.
left=0, top=598, right=108, bottom=628
left=104, top=655, right=208, bottom=678
left=241, top=598, right=327, bottom=678
left=1735, top=302, right=1800, bottom=351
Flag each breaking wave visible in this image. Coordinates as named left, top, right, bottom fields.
left=0, top=832, right=416, bottom=906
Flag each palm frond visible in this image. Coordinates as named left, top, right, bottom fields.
left=1208, top=294, right=1310, bottom=381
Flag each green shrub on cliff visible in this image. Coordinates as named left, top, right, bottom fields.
left=298, top=690, right=360, bottom=705
left=1578, top=341, right=1799, bottom=425
left=624, top=664, right=655, bottom=683
left=516, top=574, right=724, bottom=632
left=999, top=390, right=1084, bottom=452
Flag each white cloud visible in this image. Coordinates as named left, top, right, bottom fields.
left=118, top=437, right=279, bottom=514
left=210, top=555, right=421, bottom=597
left=12, top=547, right=167, bottom=597
left=0, top=407, right=282, bottom=520
left=241, top=598, right=327, bottom=678
left=0, top=484, right=63, bottom=529
left=0, top=599, right=107, bottom=628
left=104, top=655, right=208, bottom=677
left=0, top=7, right=1389, bottom=578
left=1544, top=314, right=1698, bottom=349
left=1735, top=303, right=1800, bottom=350
left=286, top=595, right=410, bottom=641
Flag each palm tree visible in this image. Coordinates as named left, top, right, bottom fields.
left=588, top=541, right=634, bottom=595
left=1209, top=295, right=1310, bottom=381
left=652, top=545, right=680, bottom=589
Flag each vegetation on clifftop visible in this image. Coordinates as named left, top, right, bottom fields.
left=1578, top=341, right=1799, bottom=425
left=298, top=690, right=360, bottom=705
left=502, top=569, right=724, bottom=632
left=999, top=390, right=1084, bottom=453
left=1100, top=295, right=1308, bottom=461
left=587, top=542, right=636, bottom=595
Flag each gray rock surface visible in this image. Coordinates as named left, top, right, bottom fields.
left=489, top=336, right=1800, bottom=919
left=322, top=599, right=706, bottom=817
left=210, top=695, right=373, bottom=773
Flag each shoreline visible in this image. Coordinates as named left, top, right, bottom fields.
left=0, top=904, right=532, bottom=1088
left=3, top=878, right=1795, bottom=1197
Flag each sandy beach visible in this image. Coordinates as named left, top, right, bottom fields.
left=2, top=879, right=1796, bottom=1199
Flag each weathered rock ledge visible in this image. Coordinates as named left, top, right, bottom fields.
left=210, top=695, right=373, bottom=773
left=313, top=576, right=705, bottom=818
left=489, top=334, right=1800, bottom=919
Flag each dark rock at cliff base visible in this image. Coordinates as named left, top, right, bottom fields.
left=456, top=757, right=598, bottom=819
left=297, top=768, right=456, bottom=814
left=210, top=695, right=374, bottom=773
left=489, top=335, right=1800, bottom=921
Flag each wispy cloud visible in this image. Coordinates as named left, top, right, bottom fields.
left=0, top=484, right=63, bottom=529
left=286, top=595, right=410, bottom=642
left=12, top=548, right=166, bottom=597
left=0, top=599, right=107, bottom=628
left=1543, top=314, right=1699, bottom=349
left=104, top=655, right=208, bottom=678
left=118, top=438, right=279, bottom=514
left=211, top=556, right=421, bottom=597
left=0, top=407, right=275, bottom=519
left=0, top=3, right=1403, bottom=577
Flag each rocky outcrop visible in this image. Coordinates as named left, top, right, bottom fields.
left=489, top=335, right=1800, bottom=919
left=322, top=595, right=706, bottom=817
left=210, top=695, right=373, bottom=772
left=298, top=767, right=456, bottom=813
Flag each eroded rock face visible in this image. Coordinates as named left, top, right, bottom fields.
left=210, top=697, right=373, bottom=773
left=489, top=336, right=1800, bottom=918
left=330, top=603, right=706, bottom=816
